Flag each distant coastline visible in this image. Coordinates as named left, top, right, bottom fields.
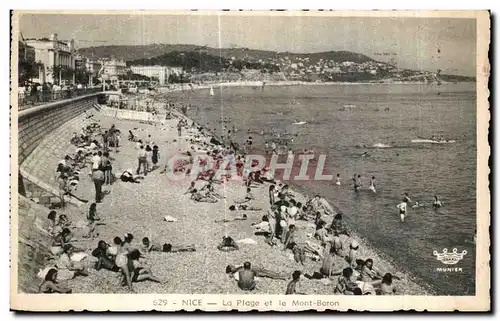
left=159, top=80, right=476, bottom=93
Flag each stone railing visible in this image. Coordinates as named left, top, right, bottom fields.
left=17, top=87, right=102, bottom=111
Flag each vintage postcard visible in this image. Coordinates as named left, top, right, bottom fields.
left=10, top=10, right=490, bottom=312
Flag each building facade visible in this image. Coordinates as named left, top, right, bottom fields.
left=130, top=65, right=184, bottom=85
left=25, top=33, right=76, bottom=84
left=103, top=59, right=127, bottom=80
left=130, top=65, right=168, bottom=85
left=85, top=58, right=103, bottom=77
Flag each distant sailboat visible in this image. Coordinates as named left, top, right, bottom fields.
left=210, top=86, right=215, bottom=96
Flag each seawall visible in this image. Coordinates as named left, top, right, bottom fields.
left=18, top=93, right=103, bottom=165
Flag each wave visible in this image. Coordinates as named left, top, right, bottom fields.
left=372, top=143, right=392, bottom=148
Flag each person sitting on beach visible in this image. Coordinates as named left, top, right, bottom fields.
left=47, top=210, right=58, bottom=236
left=84, top=203, right=101, bottom=239
left=236, top=262, right=257, bottom=291
left=189, top=189, right=218, bottom=203
left=217, top=236, right=239, bottom=252
left=54, top=244, right=89, bottom=281
left=286, top=270, right=306, bottom=295
left=92, top=240, right=119, bottom=272
left=334, top=267, right=360, bottom=295
left=377, top=273, right=398, bottom=295
left=314, top=221, right=330, bottom=244
left=215, top=213, right=248, bottom=223
left=125, top=249, right=164, bottom=286
left=200, top=181, right=224, bottom=199
left=51, top=227, right=74, bottom=255
left=226, top=264, right=288, bottom=282
left=329, top=213, right=350, bottom=236
left=359, top=259, right=384, bottom=282
left=141, top=237, right=196, bottom=253
left=433, top=195, right=443, bottom=208
left=39, top=268, right=72, bottom=294
left=306, top=244, right=347, bottom=279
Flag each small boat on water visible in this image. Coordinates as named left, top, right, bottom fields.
left=411, top=139, right=456, bottom=144
left=293, top=120, right=307, bottom=125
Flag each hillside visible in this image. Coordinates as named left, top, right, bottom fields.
left=77, top=44, right=375, bottom=64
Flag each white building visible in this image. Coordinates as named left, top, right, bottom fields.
left=85, top=58, right=103, bottom=77
left=130, top=65, right=169, bottom=85
left=25, top=33, right=76, bottom=84
left=130, top=65, right=184, bottom=84
left=103, top=59, right=127, bottom=80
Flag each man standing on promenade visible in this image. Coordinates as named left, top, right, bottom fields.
left=136, top=145, right=147, bottom=176
left=92, top=166, right=105, bottom=203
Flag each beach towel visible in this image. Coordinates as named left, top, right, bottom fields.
left=70, top=252, right=88, bottom=262
left=356, top=281, right=376, bottom=295
left=164, top=215, right=178, bottom=222
left=38, top=266, right=56, bottom=279
left=236, top=238, right=257, bottom=245
left=233, top=273, right=261, bottom=282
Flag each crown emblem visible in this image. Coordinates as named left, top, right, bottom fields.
left=433, top=248, right=467, bottom=265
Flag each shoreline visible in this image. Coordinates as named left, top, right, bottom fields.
left=157, top=80, right=476, bottom=93
left=178, top=112, right=434, bottom=295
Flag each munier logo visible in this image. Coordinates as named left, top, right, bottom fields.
left=433, top=248, right=467, bottom=265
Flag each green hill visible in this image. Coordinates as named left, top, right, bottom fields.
left=77, top=44, right=375, bottom=64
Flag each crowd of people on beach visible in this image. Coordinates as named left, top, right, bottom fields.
left=35, top=104, right=424, bottom=296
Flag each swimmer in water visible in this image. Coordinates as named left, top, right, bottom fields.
left=396, top=201, right=407, bottom=223
left=335, top=174, right=341, bottom=186
left=361, top=152, right=369, bottom=158
left=369, top=176, right=376, bottom=193
left=354, top=175, right=362, bottom=192
left=433, top=195, right=442, bottom=208
left=403, top=193, right=412, bottom=204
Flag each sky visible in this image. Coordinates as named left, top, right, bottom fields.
left=18, top=13, right=477, bottom=76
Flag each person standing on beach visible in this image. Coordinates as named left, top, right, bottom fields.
left=136, top=145, right=148, bottom=176
left=177, top=119, right=183, bottom=137
left=152, top=145, right=160, bottom=170
left=145, top=145, right=153, bottom=173
left=335, top=174, right=341, bottom=186
left=91, top=166, right=105, bottom=203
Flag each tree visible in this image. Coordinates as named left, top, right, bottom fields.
left=18, top=60, right=41, bottom=85
left=46, top=65, right=74, bottom=85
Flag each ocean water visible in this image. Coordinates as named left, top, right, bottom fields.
left=173, top=83, right=477, bottom=295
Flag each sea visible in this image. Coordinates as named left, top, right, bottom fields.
left=169, top=82, right=477, bottom=295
